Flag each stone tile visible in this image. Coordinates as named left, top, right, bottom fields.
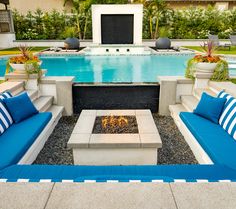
left=171, top=183, right=236, bottom=209
left=135, top=109, right=152, bottom=116
left=80, top=110, right=97, bottom=116
left=67, top=133, right=90, bottom=148
left=90, top=134, right=140, bottom=148
left=97, top=109, right=136, bottom=116
left=136, top=115, right=158, bottom=134
left=46, top=183, right=177, bottom=209
left=0, top=182, right=53, bottom=209
left=140, top=133, right=162, bottom=148
left=73, top=115, right=96, bottom=134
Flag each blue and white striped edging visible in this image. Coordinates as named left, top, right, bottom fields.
left=0, top=178, right=235, bottom=183
left=218, top=91, right=236, bottom=140
left=0, top=91, right=13, bottom=135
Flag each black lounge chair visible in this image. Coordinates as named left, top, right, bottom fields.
left=208, top=35, right=231, bottom=50
left=230, top=35, right=236, bottom=46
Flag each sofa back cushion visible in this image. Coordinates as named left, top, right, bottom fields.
left=4, top=92, right=38, bottom=123
left=218, top=91, right=236, bottom=140
left=194, top=92, right=226, bottom=124
left=0, top=91, right=12, bottom=100
left=0, top=92, right=13, bottom=135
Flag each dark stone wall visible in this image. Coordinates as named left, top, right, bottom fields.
left=101, top=14, right=134, bottom=44
left=73, top=84, right=160, bottom=113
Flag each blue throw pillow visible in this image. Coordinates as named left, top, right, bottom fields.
left=4, top=92, right=38, bottom=123
left=194, top=92, right=226, bottom=124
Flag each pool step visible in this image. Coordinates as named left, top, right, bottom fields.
left=25, top=89, right=38, bottom=101
left=0, top=81, right=24, bottom=95
left=33, top=96, right=53, bottom=112
left=47, top=105, right=64, bottom=121
left=193, top=88, right=216, bottom=100
left=181, top=95, right=198, bottom=112
left=180, top=86, right=221, bottom=113
left=13, top=89, right=39, bottom=101
left=209, top=81, right=236, bottom=97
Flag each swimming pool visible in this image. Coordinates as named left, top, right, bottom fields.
left=0, top=54, right=200, bottom=82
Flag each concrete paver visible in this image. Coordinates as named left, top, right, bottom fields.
left=0, top=183, right=54, bottom=209
left=46, top=183, right=177, bottom=209
left=171, top=183, right=236, bottom=209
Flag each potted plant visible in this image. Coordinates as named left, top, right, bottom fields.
left=155, top=27, right=171, bottom=49
left=63, top=27, right=80, bottom=50
left=193, top=41, right=220, bottom=73
left=185, top=41, right=229, bottom=81
left=7, top=46, right=42, bottom=74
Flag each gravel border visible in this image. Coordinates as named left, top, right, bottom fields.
left=153, top=114, right=198, bottom=164
left=33, top=116, right=78, bottom=165
left=34, top=114, right=198, bottom=165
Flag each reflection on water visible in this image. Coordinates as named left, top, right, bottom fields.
left=0, top=55, right=193, bottom=82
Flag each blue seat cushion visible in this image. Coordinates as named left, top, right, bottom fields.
left=180, top=112, right=236, bottom=169
left=0, top=112, right=52, bottom=170
left=1, top=164, right=236, bottom=182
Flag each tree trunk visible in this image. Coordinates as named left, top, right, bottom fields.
left=149, top=16, right=153, bottom=39
left=154, top=15, right=159, bottom=39
left=76, top=15, right=82, bottom=40
left=83, top=15, right=88, bottom=40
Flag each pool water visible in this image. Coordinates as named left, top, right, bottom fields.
left=1, top=55, right=194, bottom=82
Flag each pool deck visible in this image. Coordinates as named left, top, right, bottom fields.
left=1, top=182, right=236, bottom=209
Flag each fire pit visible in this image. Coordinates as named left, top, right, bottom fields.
left=93, top=116, right=138, bottom=134
left=68, top=110, right=162, bottom=165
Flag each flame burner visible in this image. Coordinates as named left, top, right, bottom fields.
left=93, top=115, right=138, bottom=134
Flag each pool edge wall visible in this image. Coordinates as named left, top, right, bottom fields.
left=72, top=83, right=160, bottom=113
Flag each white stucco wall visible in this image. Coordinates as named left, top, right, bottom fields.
left=7, top=0, right=72, bottom=13
left=0, top=33, right=15, bottom=48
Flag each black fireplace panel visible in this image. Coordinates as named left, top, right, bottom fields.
left=73, top=84, right=160, bottom=113
left=101, top=14, right=134, bottom=44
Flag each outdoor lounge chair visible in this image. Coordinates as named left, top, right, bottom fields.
left=208, top=35, right=231, bottom=50
left=230, top=35, right=236, bottom=46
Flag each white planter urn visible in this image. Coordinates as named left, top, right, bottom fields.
left=9, top=61, right=42, bottom=74
left=195, top=62, right=217, bottom=73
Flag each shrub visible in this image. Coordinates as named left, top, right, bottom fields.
left=12, top=6, right=236, bottom=40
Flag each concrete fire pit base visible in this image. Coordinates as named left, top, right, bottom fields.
left=68, top=110, right=162, bottom=165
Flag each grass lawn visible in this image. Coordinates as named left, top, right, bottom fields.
left=0, top=47, right=49, bottom=56
left=184, top=46, right=236, bottom=55
left=231, top=78, right=236, bottom=84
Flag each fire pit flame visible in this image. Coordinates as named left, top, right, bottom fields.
left=102, top=115, right=128, bottom=129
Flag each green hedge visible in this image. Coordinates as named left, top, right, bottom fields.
left=13, top=6, right=236, bottom=40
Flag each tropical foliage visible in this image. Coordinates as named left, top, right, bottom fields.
left=8, top=46, right=40, bottom=64
left=192, top=41, right=221, bottom=63
left=12, top=2, right=236, bottom=40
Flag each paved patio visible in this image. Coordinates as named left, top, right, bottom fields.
left=1, top=182, right=236, bottom=209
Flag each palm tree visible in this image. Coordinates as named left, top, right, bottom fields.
left=150, top=0, right=168, bottom=39
left=81, top=0, right=92, bottom=39
left=64, top=0, right=92, bottom=39
left=144, top=5, right=154, bottom=39
left=133, top=0, right=168, bottom=39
